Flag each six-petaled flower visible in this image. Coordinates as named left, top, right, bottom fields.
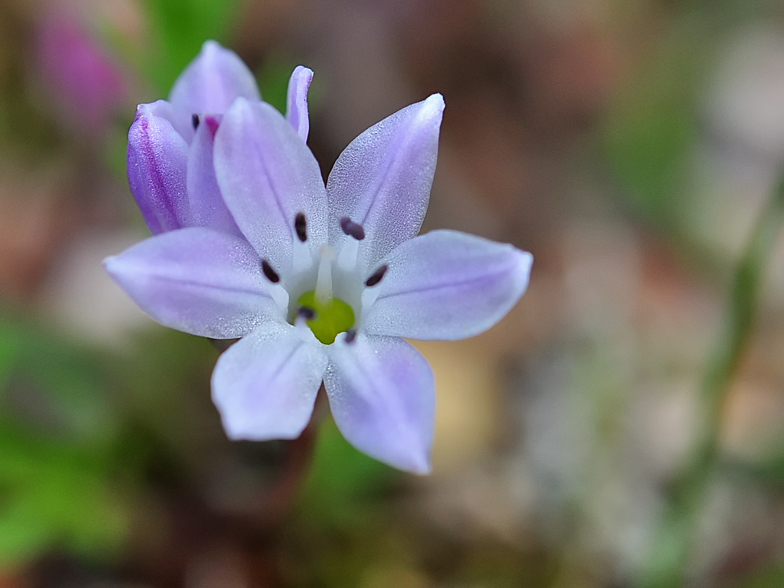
left=106, top=41, right=533, bottom=473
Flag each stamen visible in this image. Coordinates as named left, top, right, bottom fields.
left=315, top=246, right=335, bottom=301
left=336, top=237, right=359, bottom=272
left=297, top=306, right=316, bottom=320
left=340, top=217, right=365, bottom=241
left=344, top=328, right=357, bottom=344
left=192, top=114, right=200, bottom=130
left=365, top=264, right=388, bottom=287
left=261, top=259, right=280, bottom=283
left=294, top=212, right=308, bottom=242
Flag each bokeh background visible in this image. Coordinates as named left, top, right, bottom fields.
left=2, top=0, right=784, bottom=586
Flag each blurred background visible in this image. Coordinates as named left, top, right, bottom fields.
left=2, top=0, right=784, bottom=586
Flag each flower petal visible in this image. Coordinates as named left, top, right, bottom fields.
left=212, top=322, right=327, bottom=441
left=127, top=102, right=190, bottom=234
left=324, top=334, right=435, bottom=473
left=362, top=230, right=533, bottom=340
left=214, top=98, right=329, bottom=272
left=187, top=114, right=242, bottom=236
left=104, top=227, right=279, bottom=338
left=144, top=99, right=194, bottom=143
left=326, top=94, right=444, bottom=268
left=286, top=65, right=313, bottom=141
left=169, top=40, right=260, bottom=116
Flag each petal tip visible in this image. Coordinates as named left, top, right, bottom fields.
left=102, top=255, right=117, bottom=273
left=228, top=95, right=251, bottom=115
left=292, top=64, right=314, bottom=82
left=425, top=93, right=445, bottom=112
left=221, top=417, right=305, bottom=442
left=131, top=104, right=151, bottom=126
left=421, top=94, right=445, bottom=123
left=102, top=254, right=132, bottom=288
left=515, top=249, right=534, bottom=280
left=201, top=39, right=222, bottom=53
left=411, top=93, right=445, bottom=134
left=408, top=454, right=432, bottom=475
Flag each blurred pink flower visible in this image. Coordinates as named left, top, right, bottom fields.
left=36, top=13, right=127, bottom=135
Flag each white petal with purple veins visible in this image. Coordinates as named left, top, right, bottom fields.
left=325, top=334, right=435, bottom=474
left=327, top=94, right=444, bottom=269
left=212, top=322, right=327, bottom=440
left=214, top=98, right=329, bottom=273
left=362, top=230, right=533, bottom=340
left=104, top=228, right=278, bottom=338
left=127, top=103, right=190, bottom=234
left=187, top=114, right=242, bottom=236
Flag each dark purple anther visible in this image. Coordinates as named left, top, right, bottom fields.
left=340, top=217, right=365, bottom=241
left=295, top=212, right=307, bottom=242
left=192, top=113, right=200, bottom=129
left=365, top=264, right=388, bottom=287
left=261, top=259, right=280, bottom=283
left=297, top=306, right=316, bottom=320
left=344, top=328, right=357, bottom=344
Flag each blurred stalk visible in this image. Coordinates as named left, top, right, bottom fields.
left=637, top=173, right=784, bottom=588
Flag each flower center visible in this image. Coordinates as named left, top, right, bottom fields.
left=261, top=213, right=389, bottom=345
left=296, top=290, right=355, bottom=344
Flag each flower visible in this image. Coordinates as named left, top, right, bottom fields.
left=106, top=43, right=533, bottom=473
left=126, top=40, right=313, bottom=236
left=36, top=12, right=128, bottom=136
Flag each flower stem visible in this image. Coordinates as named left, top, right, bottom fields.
left=637, top=173, right=784, bottom=588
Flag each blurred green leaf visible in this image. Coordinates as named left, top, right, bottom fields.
left=734, top=565, right=784, bottom=588
left=0, top=319, right=119, bottom=447
left=603, top=12, right=713, bottom=232
left=138, top=0, right=241, bottom=93
left=298, top=417, right=398, bottom=528
left=5, top=461, right=126, bottom=561
left=0, top=314, right=134, bottom=565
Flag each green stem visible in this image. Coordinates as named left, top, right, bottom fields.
left=637, top=174, right=784, bottom=588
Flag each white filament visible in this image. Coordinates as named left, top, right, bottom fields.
left=315, top=245, right=335, bottom=301
left=336, top=237, right=359, bottom=272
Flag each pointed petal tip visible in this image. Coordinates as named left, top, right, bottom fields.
left=405, top=453, right=432, bottom=475
left=201, top=39, right=222, bottom=53
left=132, top=102, right=151, bottom=122
left=227, top=94, right=252, bottom=116
left=102, top=255, right=117, bottom=273
left=425, top=92, right=445, bottom=110
left=292, top=64, right=314, bottom=82
left=103, top=252, right=130, bottom=285
left=421, top=93, right=445, bottom=121
left=170, top=41, right=260, bottom=113
left=197, top=40, right=233, bottom=65
left=222, top=418, right=306, bottom=442
left=518, top=248, right=534, bottom=270
left=513, top=248, right=534, bottom=286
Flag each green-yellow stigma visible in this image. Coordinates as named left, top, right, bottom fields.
left=296, top=290, right=355, bottom=344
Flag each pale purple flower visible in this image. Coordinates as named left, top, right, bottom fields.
left=107, top=45, right=532, bottom=473
left=127, top=40, right=313, bottom=236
